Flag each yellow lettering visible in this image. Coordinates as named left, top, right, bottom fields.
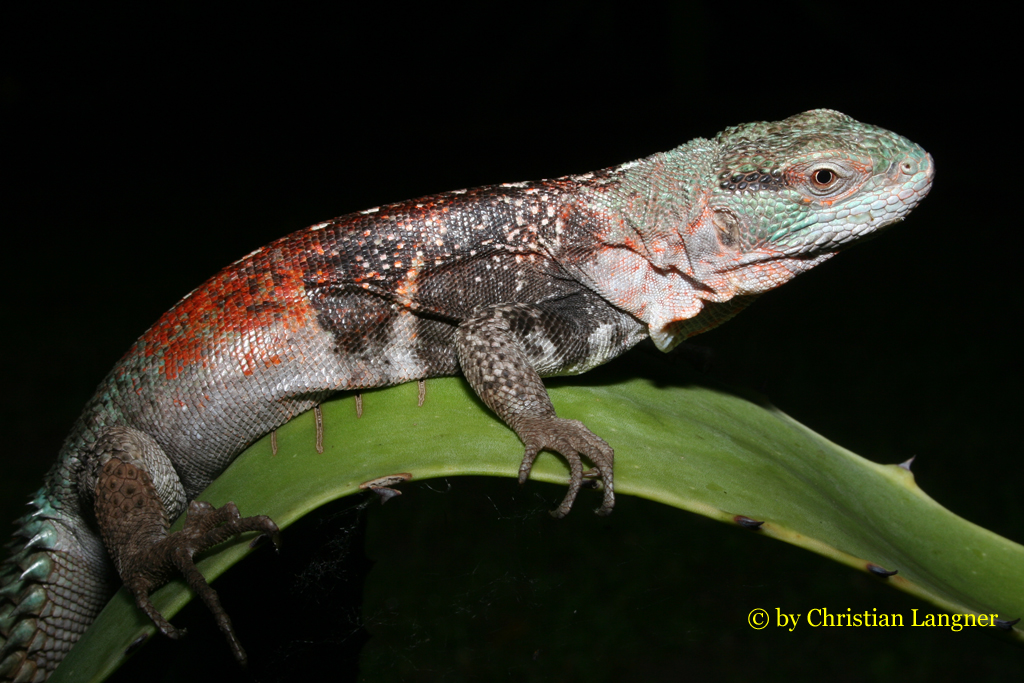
left=891, top=613, right=903, bottom=626
left=977, top=614, right=988, bottom=626
left=808, top=609, right=821, bottom=627
left=963, top=614, right=977, bottom=627
left=912, top=608, right=921, bottom=626
left=775, top=608, right=802, bottom=631
left=936, top=613, right=949, bottom=627
left=951, top=614, right=962, bottom=632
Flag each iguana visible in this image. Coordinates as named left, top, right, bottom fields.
left=0, top=110, right=933, bottom=681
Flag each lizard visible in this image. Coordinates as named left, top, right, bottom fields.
left=0, top=110, right=933, bottom=681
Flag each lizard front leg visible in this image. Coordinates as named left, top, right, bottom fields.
left=85, top=427, right=278, bottom=664
left=456, top=304, right=616, bottom=517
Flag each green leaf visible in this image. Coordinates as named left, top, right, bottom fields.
left=51, top=355, right=1024, bottom=682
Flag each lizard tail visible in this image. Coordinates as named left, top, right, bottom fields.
left=1, top=489, right=112, bottom=682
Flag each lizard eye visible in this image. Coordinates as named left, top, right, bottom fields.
left=787, top=157, right=869, bottom=202
left=799, top=162, right=851, bottom=197
left=812, top=168, right=835, bottom=187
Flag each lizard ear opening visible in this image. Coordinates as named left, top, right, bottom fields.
left=712, top=209, right=742, bottom=248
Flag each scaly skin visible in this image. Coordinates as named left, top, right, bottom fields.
left=0, top=110, right=933, bottom=681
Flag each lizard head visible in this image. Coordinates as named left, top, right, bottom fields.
left=707, top=108, right=933, bottom=266
left=571, top=109, right=933, bottom=351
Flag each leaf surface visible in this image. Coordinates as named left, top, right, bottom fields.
left=51, top=357, right=1024, bottom=682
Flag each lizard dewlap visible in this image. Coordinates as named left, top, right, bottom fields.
left=0, top=110, right=932, bottom=681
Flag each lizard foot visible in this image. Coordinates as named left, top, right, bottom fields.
left=120, top=499, right=279, bottom=666
left=513, top=416, right=615, bottom=518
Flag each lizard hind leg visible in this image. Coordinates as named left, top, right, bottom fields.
left=87, top=427, right=279, bottom=666
left=121, top=499, right=279, bottom=666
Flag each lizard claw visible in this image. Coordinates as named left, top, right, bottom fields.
left=514, top=416, right=615, bottom=517
left=122, top=500, right=279, bottom=667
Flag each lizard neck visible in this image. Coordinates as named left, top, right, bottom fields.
left=542, top=140, right=729, bottom=351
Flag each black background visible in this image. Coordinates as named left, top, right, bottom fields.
left=2, top=3, right=1021, bottom=681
